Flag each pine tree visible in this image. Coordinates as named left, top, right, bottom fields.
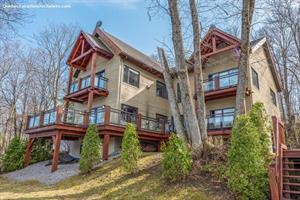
left=121, top=123, right=142, bottom=173
left=79, top=124, right=101, bottom=173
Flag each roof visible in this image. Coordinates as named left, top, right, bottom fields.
left=92, top=27, right=162, bottom=75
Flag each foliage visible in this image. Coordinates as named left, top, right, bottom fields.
left=30, top=138, right=51, bottom=164
left=249, top=102, right=272, bottom=166
left=227, top=115, right=268, bottom=200
left=3, top=137, right=27, bottom=172
left=121, top=123, right=142, bottom=173
left=162, top=133, right=192, bottom=182
left=79, top=124, right=101, bottom=173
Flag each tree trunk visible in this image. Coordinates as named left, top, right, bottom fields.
left=235, top=0, right=255, bottom=115
left=189, top=0, right=207, bottom=141
left=168, top=0, right=202, bottom=148
left=157, top=47, right=186, bottom=140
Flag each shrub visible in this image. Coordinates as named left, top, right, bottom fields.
left=249, top=102, right=272, bottom=166
left=3, top=137, right=27, bottom=172
left=79, top=124, right=101, bottom=173
left=30, top=138, right=51, bottom=164
left=162, top=133, right=192, bottom=182
left=228, top=115, right=268, bottom=200
left=121, top=123, right=142, bottom=173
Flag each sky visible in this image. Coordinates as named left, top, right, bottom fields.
left=17, top=0, right=171, bottom=56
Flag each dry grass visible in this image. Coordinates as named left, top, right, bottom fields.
left=0, top=153, right=219, bottom=200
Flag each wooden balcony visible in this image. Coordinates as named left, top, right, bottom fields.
left=203, top=73, right=238, bottom=101
left=64, top=77, right=109, bottom=103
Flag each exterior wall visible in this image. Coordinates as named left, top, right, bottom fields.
left=58, top=140, right=81, bottom=158
left=249, top=46, right=281, bottom=118
left=119, top=59, right=170, bottom=119
left=108, top=137, right=122, bottom=156
left=73, top=54, right=122, bottom=111
left=206, top=97, right=236, bottom=115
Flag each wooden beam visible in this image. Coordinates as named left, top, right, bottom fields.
left=212, top=35, right=216, bottom=52
left=71, top=49, right=93, bottom=64
left=90, top=52, right=97, bottom=89
left=81, top=39, right=85, bottom=54
left=103, top=134, right=110, bottom=160
left=51, top=132, right=62, bottom=172
left=202, top=44, right=237, bottom=58
left=24, top=138, right=35, bottom=167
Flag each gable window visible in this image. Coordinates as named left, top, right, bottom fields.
left=270, top=89, right=277, bottom=106
left=81, top=76, right=90, bottom=89
left=70, top=81, right=78, bottom=93
left=177, top=83, right=181, bottom=103
left=156, top=81, right=168, bottom=99
left=252, top=68, right=259, bottom=89
left=123, top=65, right=139, bottom=87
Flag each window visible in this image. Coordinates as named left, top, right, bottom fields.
left=270, top=89, right=277, bottom=106
left=90, top=106, right=105, bottom=124
left=252, top=68, right=259, bottom=89
left=123, top=65, right=139, bottom=87
left=207, top=68, right=238, bottom=91
left=121, top=104, right=138, bottom=124
left=156, top=81, right=168, bottom=99
left=208, top=108, right=235, bottom=130
left=95, top=70, right=106, bottom=89
left=70, top=81, right=78, bottom=93
left=177, top=83, right=181, bottom=103
left=81, top=76, right=90, bottom=89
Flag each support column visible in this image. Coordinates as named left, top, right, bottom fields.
left=24, top=138, right=35, bottom=167
left=85, top=52, right=97, bottom=126
left=103, top=134, right=110, bottom=160
left=51, top=132, right=62, bottom=172
left=157, top=141, right=161, bottom=152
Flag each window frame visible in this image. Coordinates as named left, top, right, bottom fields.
left=270, top=89, right=277, bottom=106
left=123, top=65, right=140, bottom=88
left=251, top=68, right=259, bottom=89
left=156, top=81, right=168, bottom=99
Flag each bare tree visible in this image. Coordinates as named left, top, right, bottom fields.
left=189, top=0, right=207, bottom=141
left=168, top=0, right=202, bottom=148
left=235, top=0, right=255, bottom=115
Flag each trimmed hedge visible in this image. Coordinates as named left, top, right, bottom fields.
left=121, top=123, right=142, bottom=173
left=79, top=124, right=101, bottom=173
left=162, top=133, right=192, bottom=182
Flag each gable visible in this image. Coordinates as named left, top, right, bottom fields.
left=201, top=28, right=240, bottom=59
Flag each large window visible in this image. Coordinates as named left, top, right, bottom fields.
left=208, top=108, right=235, bottom=130
left=81, top=76, right=90, bottom=89
left=252, top=68, right=259, bottom=89
left=123, top=65, right=139, bottom=87
left=121, top=104, right=138, bottom=124
left=70, top=81, right=78, bottom=93
left=270, top=89, right=277, bottom=106
left=177, top=83, right=181, bottom=103
left=207, top=68, right=238, bottom=91
left=156, top=81, right=168, bottom=99
left=95, top=70, right=106, bottom=89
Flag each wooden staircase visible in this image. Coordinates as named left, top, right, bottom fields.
left=269, top=117, right=300, bottom=200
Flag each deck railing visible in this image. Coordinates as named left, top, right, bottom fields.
left=203, top=72, right=238, bottom=92
left=207, top=112, right=235, bottom=130
left=69, top=76, right=108, bottom=94
left=26, top=105, right=171, bottom=135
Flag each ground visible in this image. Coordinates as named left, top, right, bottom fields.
left=0, top=153, right=234, bottom=200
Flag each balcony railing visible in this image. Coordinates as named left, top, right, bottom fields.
left=207, top=112, right=235, bottom=130
left=69, top=76, right=108, bottom=94
left=203, top=72, right=238, bottom=92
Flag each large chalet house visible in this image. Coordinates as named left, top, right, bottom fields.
left=24, top=23, right=282, bottom=172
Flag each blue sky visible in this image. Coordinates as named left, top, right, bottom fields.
left=18, top=0, right=170, bottom=56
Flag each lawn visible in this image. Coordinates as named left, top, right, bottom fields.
left=0, top=153, right=232, bottom=200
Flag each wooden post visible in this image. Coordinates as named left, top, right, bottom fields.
left=90, top=52, right=97, bottom=89
left=268, top=166, right=280, bottom=200
left=78, top=77, right=82, bottom=90
left=157, top=141, right=161, bottom=152
left=24, top=115, right=30, bottom=130
left=104, top=106, right=111, bottom=125
left=160, top=119, right=165, bottom=134
left=39, top=111, right=44, bottom=127
left=103, top=134, right=110, bottom=160
left=56, top=106, right=63, bottom=124
left=137, top=113, right=142, bottom=131
left=67, top=66, right=74, bottom=95
left=212, top=35, right=216, bottom=52
left=24, top=138, right=35, bottom=167
left=215, top=77, right=220, bottom=90
left=51, top=132, right=62, bottom=172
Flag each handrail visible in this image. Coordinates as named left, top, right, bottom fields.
left=203, top=72, right=238, bottom=83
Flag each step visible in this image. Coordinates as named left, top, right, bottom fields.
left=283, top=175, right=300, bottom=179
left=284, top=162, right=300, bottom=165
left=283, top=168, right=300, bottom=172
left=283, top=150, right=300, bottom=158
left=284, top=182, right=300, bottom=187
left=283, top=190, right=300, bottom=194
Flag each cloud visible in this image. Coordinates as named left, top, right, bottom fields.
left=64, top=0, right=140, bottom=9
